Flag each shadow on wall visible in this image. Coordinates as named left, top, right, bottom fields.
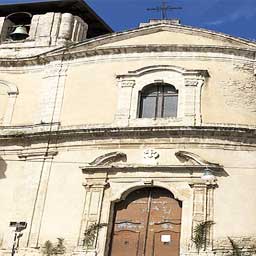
left=0, top=157, right=7, bottom=179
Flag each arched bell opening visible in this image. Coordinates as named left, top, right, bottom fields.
left=3, top=12, right=32, bottom=41
left=106, top=186, right=182, bottom=256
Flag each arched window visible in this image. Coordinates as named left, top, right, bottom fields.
left=139, top=83, right=178, bottom=118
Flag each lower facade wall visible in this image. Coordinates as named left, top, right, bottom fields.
left=0, top=136, right=256, bottom=256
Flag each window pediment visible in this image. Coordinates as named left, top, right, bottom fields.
left=117, top=65, right=209, bottom=78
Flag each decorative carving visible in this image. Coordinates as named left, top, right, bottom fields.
left=185, top=80, right=199, bottom=86
left=88, top=152, right=127, bottom=166
left=120, top=80, right=135, bottom=88
left=175, top=151, right=220, bottom=167
left=143, top=179, right=154, bottom=186
left=144, top=149, right=159, bottom=160
left=83, top=180, right=109, bottom=189
left=143, top=149, right=159, bottom=165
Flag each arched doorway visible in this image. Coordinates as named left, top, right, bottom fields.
left=109, top=187, right=182, bottom=256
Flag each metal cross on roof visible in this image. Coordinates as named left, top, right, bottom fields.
left=147, top=0, right=182, bottom=20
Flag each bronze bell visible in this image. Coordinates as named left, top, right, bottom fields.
left=10, top=26, right=29, bottom=40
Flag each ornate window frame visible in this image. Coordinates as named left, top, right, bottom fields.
left=115, top=65, right=209, bottom=126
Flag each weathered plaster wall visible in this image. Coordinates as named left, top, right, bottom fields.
left=38, top=151, right=85, bottom=248
left=0, top=71, right=42, bottom=126
left=1, top=55, right=254, bottom=128
left=61, top=63, right=118, bottom=125
left=0, top=153, right=26, bottom=249
left=61, top=56, right=256, bottom=126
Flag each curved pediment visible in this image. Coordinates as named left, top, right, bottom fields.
left=175, top=151, right=221, bottom=167
left=116, top=65, right=209, bottom=79
left=88, top=152, right=127, bottom=166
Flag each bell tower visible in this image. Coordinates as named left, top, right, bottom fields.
left=0, top=0, right=112, bottom=56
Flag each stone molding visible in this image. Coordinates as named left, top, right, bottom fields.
left=0, top=125, right=255, bottom=146
left=18, top=150, right=58, bottom=160
left=0, top=44, right=255, bottom=67
left=81, top=164, right=223, bottom=174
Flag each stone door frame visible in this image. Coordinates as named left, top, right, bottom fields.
left=77, top=166, right=218, bottom=256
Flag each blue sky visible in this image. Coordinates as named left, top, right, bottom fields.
left=2, top=0, right=256, bottom=41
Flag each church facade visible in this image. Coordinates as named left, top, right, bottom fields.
left=0, top=1, right=255, bottom=256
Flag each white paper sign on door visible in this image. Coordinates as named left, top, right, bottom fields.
left=161, top=234, right=171, bottom=243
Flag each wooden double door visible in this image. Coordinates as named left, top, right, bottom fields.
left=109, top=187, right=182, bottom=256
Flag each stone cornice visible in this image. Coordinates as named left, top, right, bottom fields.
left=1, top=23, right=256, bottom=67
left=80, top=164, right=223, bottom=173
left=0, top=124, right=255, bottom=145
left=0, top=44, right=255, bottom=67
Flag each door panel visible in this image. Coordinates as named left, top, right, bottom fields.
left=110, top=230, right=140, bottom=256
left=109, top=187, right=182, bottom=256
left=152, top=230, right=181, bottom=256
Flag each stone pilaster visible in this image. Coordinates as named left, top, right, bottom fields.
left=29, top=15, right=40, bottom=41
left=184, top=78, right=204, bottom=126
left=23, top=151, right=57, bottom=248
left=0, top=17, right=5, bottom=37
left=192, top=183, right=207, bottom=223
left=36, top=13, right=55, bottom=46
left=205, top=184, right=215, bottom=250
left=191, top=183, right=216, bottom=252
left=0, top=18, right=11, bottom=42
left=36, top=62, right=68, bottom=124
left=3, top=92, right=18, bottom=126
left=115, top=79, right=135, bottom=125
left=50, top=13, right=62, bottom=45
left=58, top=13, right=74, bottom=42
left=77, top=178, right=109, bottom=254
left=70, top=16, right=88, bottom=42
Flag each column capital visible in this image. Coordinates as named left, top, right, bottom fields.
left=83, top=180, right=109, bottom=189
left=118, top=79, right=136, bottom=88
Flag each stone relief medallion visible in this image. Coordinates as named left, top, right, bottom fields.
left=143, top=149, right=160, bottom=165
